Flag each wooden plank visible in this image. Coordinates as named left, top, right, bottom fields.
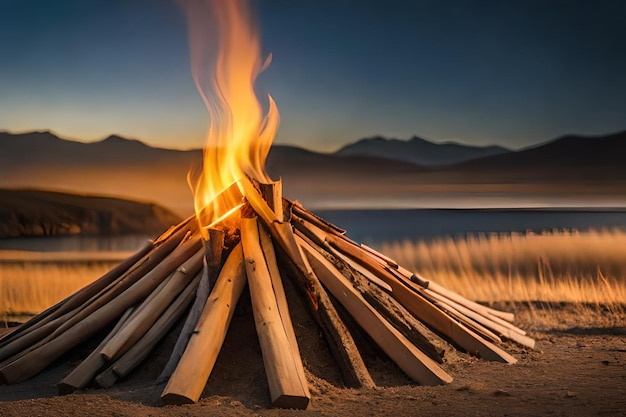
left=160, top=244, right=246, bottom=404
left=298, top=235, right=453, bottom=386
left=240, top=216, right=310, bottom=409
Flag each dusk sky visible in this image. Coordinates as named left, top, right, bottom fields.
left=1, top=0, right=625, bottom=152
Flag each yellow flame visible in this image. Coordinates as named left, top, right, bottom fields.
left=182, top=0, right=279, bottom=236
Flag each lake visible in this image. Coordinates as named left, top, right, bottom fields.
left=1, top=209, right=625, bottom=252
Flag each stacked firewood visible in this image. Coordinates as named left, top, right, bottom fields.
left=0, top=178, right=534, bottom=409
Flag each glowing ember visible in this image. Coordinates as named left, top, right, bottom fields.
left=183, top=0, right=279, bottom=237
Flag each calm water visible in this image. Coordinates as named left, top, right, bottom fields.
left=1, top=209, right=626, bottom=252
left=315, top=209, right=626, bottom=246
left=0, top=234, right=152, bottom=252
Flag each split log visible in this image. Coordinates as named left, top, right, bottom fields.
left=258, top=223, right=309, bottom=394
left=275, top=246, right=375, bottom=389
left=99, top=249, right=204, bottom=361
left=291, top=224, right=444, bottom=363
left=156, top=230, right=224, bottom=385
left=161, top=244, right=247, bottom=404
left=298, top=234, right=453, bottom=386
left=325, top=234, right=518, bottom=364
left=424, top=290, right=535, bottom=348
left=0, top=241, right=153, bottom=348
left=247, top=192, right=373, bottom=388
left=0, top=227, right=189, bottom=366
left=96, top=272, right=202, bottom=388
left=396, top=268, right=516, bottom=323
left=0, top=234, right=202, bottom=385
left=240, top=216, right=310, bottom=409
left=57, top=306, right=135, bottom=394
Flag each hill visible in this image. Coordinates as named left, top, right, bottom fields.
left=335, top=135, right=510, bottom=166
left=1, top=130, right=625, bottom=211
left=0, top=188, right=181, bottom=238
left=447, top=131, right=626, bottom=182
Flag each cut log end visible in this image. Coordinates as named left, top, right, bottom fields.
left=161, top=392, right=197, bottom=405
left=271, top=394, right=310, bottom=410
left=56, top=382, right=77, bottom=396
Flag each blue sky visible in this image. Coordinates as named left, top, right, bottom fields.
left=1, top=0, right=625, bottom=152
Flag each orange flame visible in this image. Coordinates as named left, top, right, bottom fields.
left=182, top=0, right=279, bottom=236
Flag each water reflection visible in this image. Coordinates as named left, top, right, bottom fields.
left=0, top=235, right=152, bottom=253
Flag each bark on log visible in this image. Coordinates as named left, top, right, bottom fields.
left=161, top=244, right=247, bottom=404
left=325, top=234, right=518, bottom=364
left=299, top=235, right=453, bottom=386
left=263, top=210, right=374, bottom=388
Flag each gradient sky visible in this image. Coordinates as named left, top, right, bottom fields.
left=1, top=0, right=625, bottom=152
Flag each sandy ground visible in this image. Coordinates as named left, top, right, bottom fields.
left=0, top=298, right=624, bottom=417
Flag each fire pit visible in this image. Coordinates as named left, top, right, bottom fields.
left=0, top=0, right=533, bottom=409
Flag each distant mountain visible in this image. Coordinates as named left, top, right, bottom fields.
left=2, top=129, right=625, bottom=212
left=0, top=188, right=181, bottom=238
left=0, top=131, right=426, bottom=214
left=448, top=131, right=626, bottom=181
left=335, top=135, right=510, bottom=166
left=0, top=130, right=198, bottom=168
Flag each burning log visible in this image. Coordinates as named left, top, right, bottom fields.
left=0, top=1, right=535, bottom=407
left=0, top=181, right=534, bottom=408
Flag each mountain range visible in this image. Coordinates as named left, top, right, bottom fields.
left=1, top=130, right=625, bottom=214
left=336, top=135, right=510, bottom=166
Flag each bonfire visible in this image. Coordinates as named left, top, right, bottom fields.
left=0, top=0, right=533, bottom=409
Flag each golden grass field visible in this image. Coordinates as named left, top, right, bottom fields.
left=1, top=229, right=625, bottom=323
left=0, top=251, right=133, bottom=320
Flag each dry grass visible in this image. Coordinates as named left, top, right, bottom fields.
left=0, top=251, right=132, bottom=319
left=379, top=229, right=626, bottom=313
left=2, top=230, right=625, bottom=328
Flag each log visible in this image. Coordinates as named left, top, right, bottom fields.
left=424, top=290, right=535, bottom=348
left=275, top=246, right=375, bottom=389
left=96, top=272, right=201, bottom=388
left=298, top=234, right=453, bottom=386
left=0, top=241, right=153, bottom=349
left=258, top=204, right=374, bottom=388
left=57, top=306, right=135, bottom=394
left=396, top=268, right=516, bottom=323
left=325, top=234, right=518, bottom=364
left=258, top=223, right=309, bottom=395
left=0, top=235, right=202, bottom=385
left=0, top=227, right=188, bottom=365
left=291, top=226, right=442, bottom=361
left=99, top=249, right=204, bottom=361
left=161, top=244, right=247, bottom=404
left=156, top=231, right=224, bottom=385
left=240, top=216, right=310, bottom=409
left=290, top=200, right=346, bottom=236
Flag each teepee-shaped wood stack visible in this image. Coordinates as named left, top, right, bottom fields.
left=0, top=177, right=534, bottom=409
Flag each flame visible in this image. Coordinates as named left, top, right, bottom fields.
left=182, top=0, right=279, bottom=237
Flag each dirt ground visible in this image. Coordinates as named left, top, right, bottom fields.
left=0, top=296, right=624, bottom=417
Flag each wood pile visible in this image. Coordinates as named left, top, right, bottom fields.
left=0, top=177, right=534, bottom=409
